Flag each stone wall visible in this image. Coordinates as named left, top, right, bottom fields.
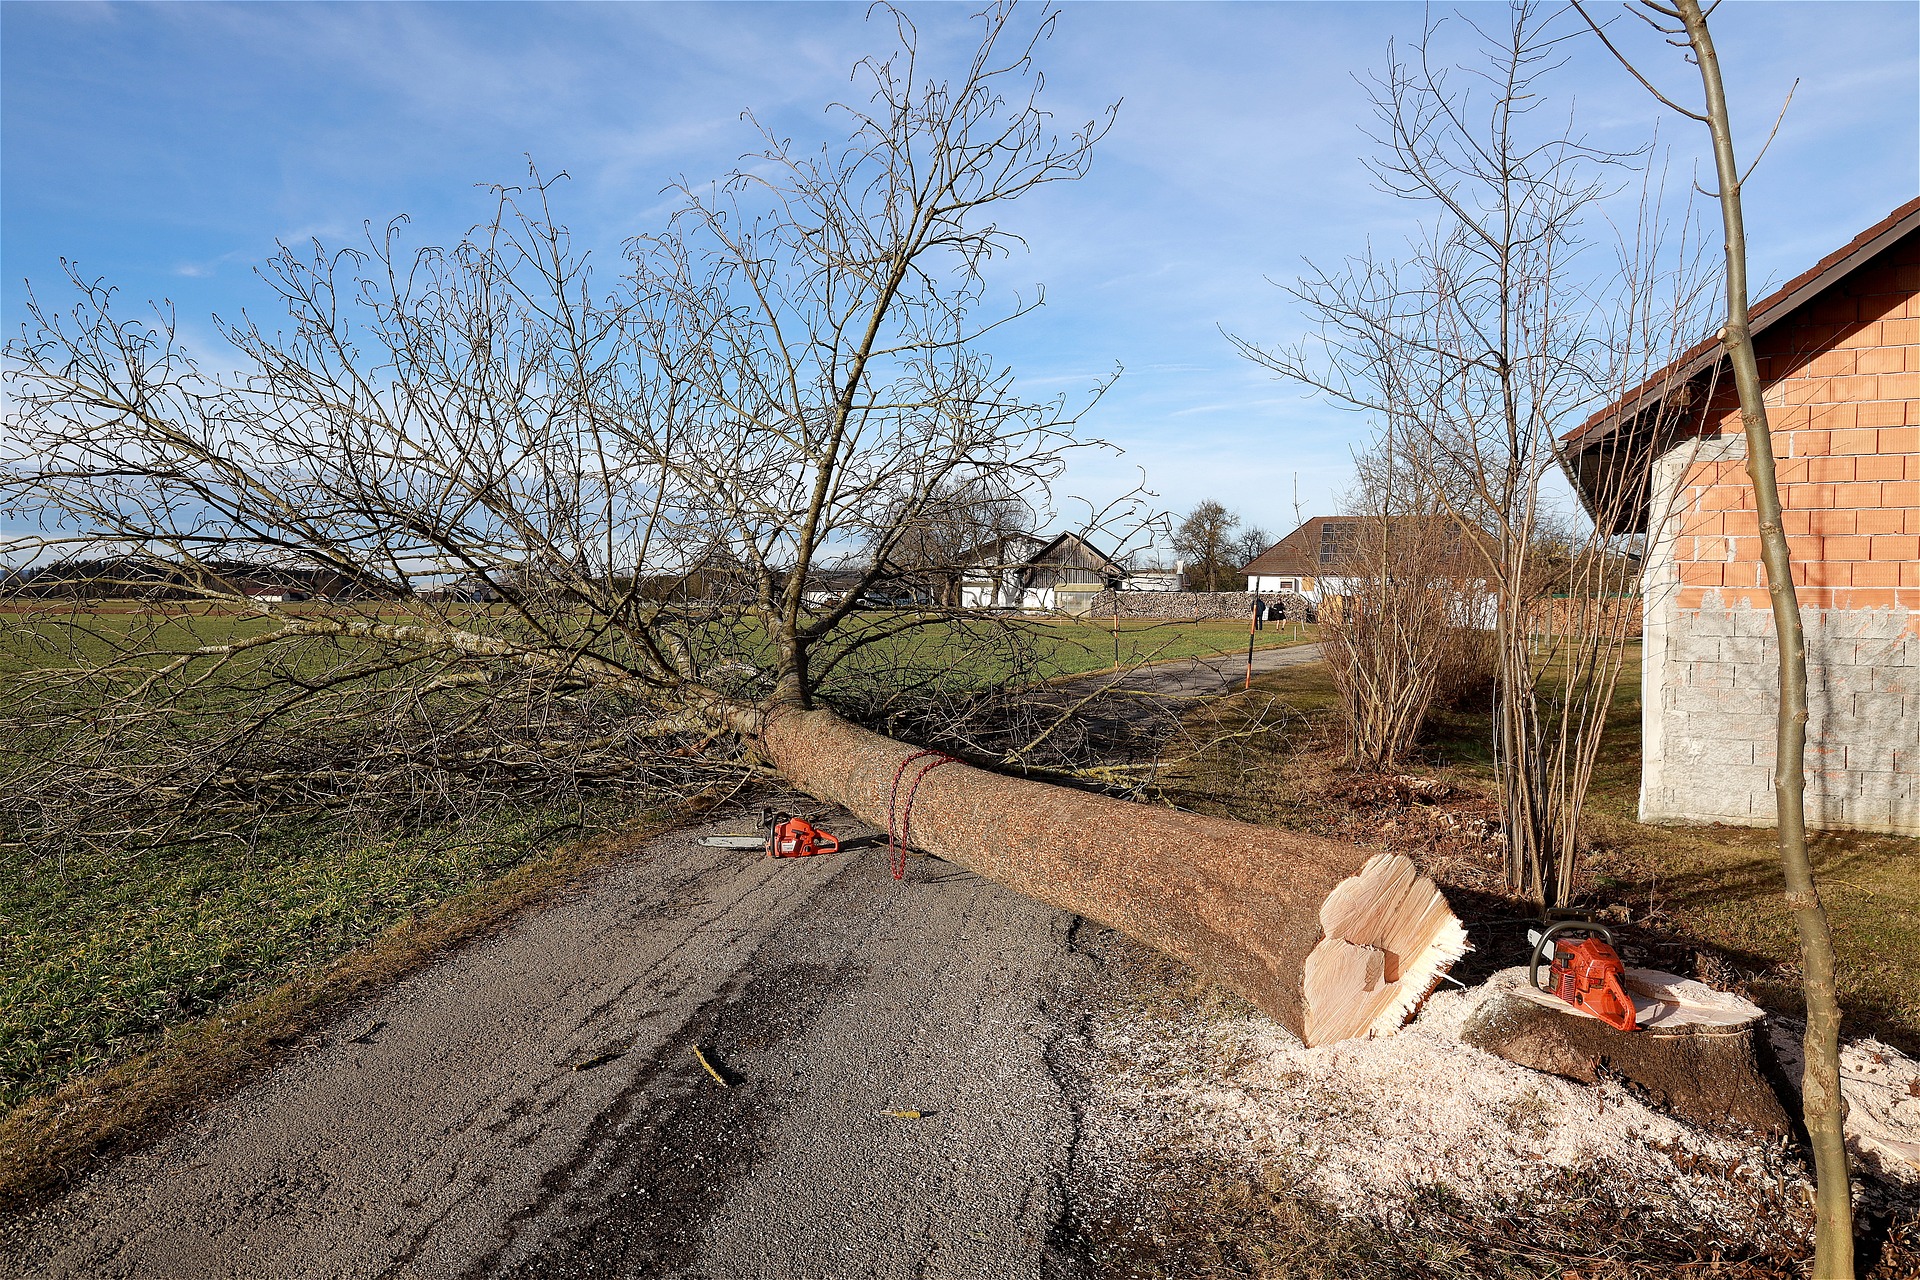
left=1087, top=590, right=1264, bottom=620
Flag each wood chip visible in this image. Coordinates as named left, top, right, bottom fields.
left=693, top=1045, right=730, bottom=1088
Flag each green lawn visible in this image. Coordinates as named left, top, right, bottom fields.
left=0, top=802, right=635, bottom=1110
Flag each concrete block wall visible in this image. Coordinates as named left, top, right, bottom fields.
left=1642, top=598, right=1919, bottom=832
left=1640, top=232, right=1920, bottom=834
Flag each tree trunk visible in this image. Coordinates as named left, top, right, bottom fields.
left=757, top=705, right=1469, bottom=1045
left=1671, top=2, right=1855, bottom=1271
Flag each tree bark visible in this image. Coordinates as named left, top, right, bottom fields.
left=757, top=705, right=1468, bottom=1045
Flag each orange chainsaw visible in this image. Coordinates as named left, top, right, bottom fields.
left=1527, top=918, right=1638, bottom=1032
left=763, top=811, right=840, bottom=859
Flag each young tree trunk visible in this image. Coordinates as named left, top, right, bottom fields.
left=1672, top=1, right=1854, bottom=1270
left=756, top=704, right=1469, bottom=1045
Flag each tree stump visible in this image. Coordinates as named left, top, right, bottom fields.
left=1459, top=967, right=1786, bottom=1136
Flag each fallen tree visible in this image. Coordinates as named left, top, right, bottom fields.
left=760, top=704, right=1467, bottom=1044
left=1, top=4, right=1465, bottom=1052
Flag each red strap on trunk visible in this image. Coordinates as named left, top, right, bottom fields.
left=886, top=749, right=957, bottom=880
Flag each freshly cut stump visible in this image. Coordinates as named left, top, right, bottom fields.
left=759, top=707, right=1468, bottom=1045
left=1460, top=967, right=1787, bottom=1137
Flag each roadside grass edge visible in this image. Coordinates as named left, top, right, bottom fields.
left=0, top=804, right=704, bottom=1214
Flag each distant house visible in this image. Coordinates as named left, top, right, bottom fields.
left=1242, top=515, right=1495, bottom=631
left=798, top=570, right=863, bottom=608
left=1562, top=195, right=1920, bottom=835
left=1241, top=517, right=1362, bottom=600
left=958, top=532, right=1127, bottom=613
left=419, top=575, right=502, bottom=604
left=1124, top=567, right=1186, bottom=592
left=794, top=569, right=933, bottom=608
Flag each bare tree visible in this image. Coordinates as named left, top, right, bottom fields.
left=1575, top=1, right=1854, bottom=1268
left=1170, top=499, right=1240, bottom=591
left=0, top=2, right=1479, bottom=1126
left=1318, top=429, right=1495, bottom=767
left=867, top=476, right=1034, bottom=607
left=1229, top=523, right=1273, bottom=573
left=1230, top=0, right=1711, bottom=904
left=0, top=2, right=1115, bottom=857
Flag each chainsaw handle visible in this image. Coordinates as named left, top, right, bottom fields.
left=813, top=830, right=840, bottom=855
left=1527, top=918, right=1615, bottom=993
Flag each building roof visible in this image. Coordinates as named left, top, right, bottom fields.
left=1244, top=514, right=1491, bottom=579
left=1027, top=531, right=1128, bottom=576
left=1561, top=196, right=1920, bottom=529
left=1241, top=516, right=1349, bottom=577
left=959, top=530, right=1127, bottom=577
left=955, top=532, right=1046, bottom=570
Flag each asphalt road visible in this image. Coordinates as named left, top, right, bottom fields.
left=0, top=642, right=1323, bottom=1280
left=2, top=821, right=1110, bottom=1280
left=1082, top=639, right=1322, bottom=703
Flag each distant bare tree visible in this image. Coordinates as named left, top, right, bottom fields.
left=1171, top=500, right=1240, bottom=591
left=1230, top=524, right=1273, bottom=573
left=870, top=476, right=1035, bottom=607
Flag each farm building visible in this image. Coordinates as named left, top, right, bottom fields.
left=958, top=532, right=1128, bottom=612
left=1563, top=196, right=1920, bottom=835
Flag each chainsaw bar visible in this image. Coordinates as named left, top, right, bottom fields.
left=697, top=835, right=767, bottom=849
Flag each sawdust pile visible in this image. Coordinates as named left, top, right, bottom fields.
left=1765, top=1023, right=1920, bottom=1187
left=1091, top=993, right=1794, bottom=1234
left=1075, top=975, right=1915, bottom=1259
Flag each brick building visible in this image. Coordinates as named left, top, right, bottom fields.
left=1564, top=196, right=1920, bottom=835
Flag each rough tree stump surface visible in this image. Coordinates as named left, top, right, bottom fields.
left=1460, top=967, right=1787, bottom=1137
left=759, top=707, right=1467, bottom=1045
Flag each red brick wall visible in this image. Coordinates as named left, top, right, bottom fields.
left=1667, top=232, right=1920, bottom=626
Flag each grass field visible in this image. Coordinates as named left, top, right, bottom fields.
left=0, top=602, right=1302, bottom=686
left=0, top=801, right=644, bottom=1111
left=0, top=607, right=1313, bottom=1115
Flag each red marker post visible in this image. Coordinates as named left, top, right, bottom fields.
left=1246, top=597, right=1262, bottom=691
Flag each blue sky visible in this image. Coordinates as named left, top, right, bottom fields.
left=4, top=1, right=1916, bottom=548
